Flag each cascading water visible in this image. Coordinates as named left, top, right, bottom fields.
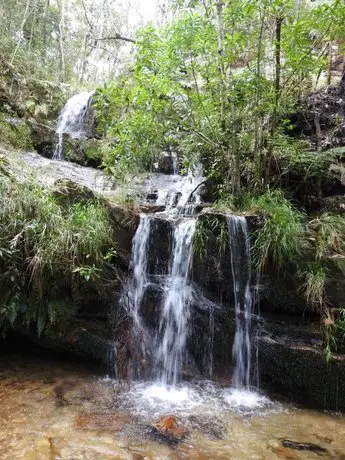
left=155, top=218, right=196, bottom=386
left=118, top=176, right=270, bottom=412
left=53, top=91, right=94, bottom=160
left=122, top=215, right=152, bottom=378
left=227, top=216, right=253, bottom=389
left=123, top=166, right=202, bottom=388
left=156, top=166, right=203, bottom=213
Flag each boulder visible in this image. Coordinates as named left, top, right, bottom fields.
left=26, top=118, right=57, bottom=157
left=53, top=178, right=95, bottom=203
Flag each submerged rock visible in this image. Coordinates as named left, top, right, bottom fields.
left=281, top=439, right=328, bottom=455
left=149, top=416, right=189, bottom=444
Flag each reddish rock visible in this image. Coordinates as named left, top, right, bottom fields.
left=151, top=415, right=189, bottom=442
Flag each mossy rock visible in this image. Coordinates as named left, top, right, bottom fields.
left=63, top=137, right=86, bottom=165
left=84, top=139, right=103, bottom=168
left=26, top=79, right=68, bottom=121
left=62, top=138, right=104, bottom=168
left=0, top=153, right=14, bottom=178
left=53, top=179, right=95, bottom=204
left=0, top=114, right=32, bottom=150
left=0, top=57, right=69, bottom=124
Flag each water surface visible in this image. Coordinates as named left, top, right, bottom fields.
left=0, top=351, right=344, bottom=459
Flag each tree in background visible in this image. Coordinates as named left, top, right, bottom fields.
left=96, top=0, right=345, bottom=200
left=0, top=0, right=137, bottom=83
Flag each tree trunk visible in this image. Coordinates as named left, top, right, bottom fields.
left=216, top=0, right=226, bottom=132
left=58, top=0, right=66, bottom=82
left=254, top=3, right=266, bottom=191
left=10, top=0, right=31, bottom=66
left=265, top=16, right=283, bottom=186
left=327, top=42, right=332, bottom=86
left=275, top=17, right=283, bottom=106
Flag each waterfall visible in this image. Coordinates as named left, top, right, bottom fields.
left=155, top=218, right=196, bottom=386
left=121, top=215, right=152, bottom=378
left=227, top=216, right=253, bottom=389
left=123, top=168, right=203, bottom=386
left=53, top=91, right=94, bottom=160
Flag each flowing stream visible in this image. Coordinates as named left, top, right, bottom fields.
left=53, top=91, right=94, bottom=160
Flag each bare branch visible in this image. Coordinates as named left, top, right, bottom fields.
left=92, top=34, right=136, bottom=44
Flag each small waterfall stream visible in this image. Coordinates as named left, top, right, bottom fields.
left=156, top=218, right=196, bottom=385
left=53, top=91, right=94, bottom=160
left=122, top=165, right=203, bottom=386
left=123, top=215, right=152, bottom=378
left=227, top=216, right=253, bottom=390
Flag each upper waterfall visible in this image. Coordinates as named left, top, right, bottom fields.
left=53, top=91, right=94, bottom=160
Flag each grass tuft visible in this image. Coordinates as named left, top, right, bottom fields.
left=251, top=189, right=306, bottom=272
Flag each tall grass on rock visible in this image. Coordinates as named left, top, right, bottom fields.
left=252, top=190, right=306, bottom=272
left=298, top=263, right=327, bottom=312
left=0, top=176, right=114, bottom=335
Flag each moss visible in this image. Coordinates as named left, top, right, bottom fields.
left=53, top=179, right=95, bottom=205
left=63, top=138, right=85, bottom=165
left=0, top=114, right=33, bottom=150
left=84, top=140, right=103, bottom=167
left=62, top=139, right=105, bottom=168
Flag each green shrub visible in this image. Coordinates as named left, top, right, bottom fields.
left=307, top=213, right=345, bottom=261
left=0, top=176, right=114, bottom=335
left=85, top=141, right=104, bottom=166
left=194, top=215, right=228, bottom=260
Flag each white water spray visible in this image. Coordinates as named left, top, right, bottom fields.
left=53, top=91, right=94, bottom=160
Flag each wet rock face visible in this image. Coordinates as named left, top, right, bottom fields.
left=153, top=152, right=178, bottom=175
left=80, top=101, right=97, bottom=139
left=187, top=300, right=236, bottom=378
left=191, top=213, right=242, bottom=305
left=258, top=316, right=345, bottom=412
left=12, top=150, right=117, bottom=192
left=146, top=217, right=173, bottom=275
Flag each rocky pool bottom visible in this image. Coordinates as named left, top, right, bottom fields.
left=1, top=348, right=345, bottom=460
